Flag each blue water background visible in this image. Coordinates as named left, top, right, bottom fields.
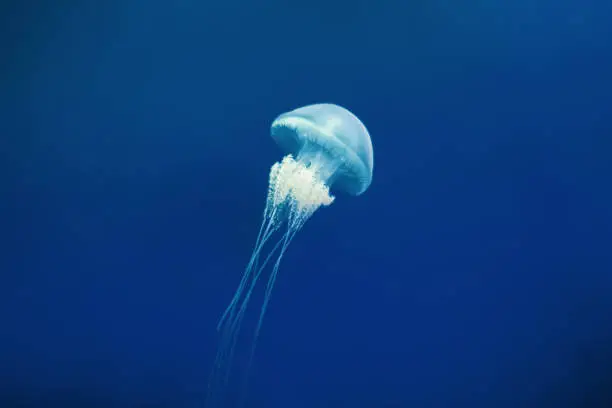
left=1, top=0, right=611, bottom=406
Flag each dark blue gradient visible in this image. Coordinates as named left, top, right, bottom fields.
left=1, top=0, right=611, bottom=407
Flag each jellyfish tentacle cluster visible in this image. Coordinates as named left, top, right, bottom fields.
left=207, top=103, right=374, bottom=407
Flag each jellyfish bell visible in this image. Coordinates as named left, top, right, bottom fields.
left=271, top=103, right=374, bottom=197
left=207, top=103, right=373, bottom=407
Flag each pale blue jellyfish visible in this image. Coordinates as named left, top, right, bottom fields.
left=207, top=103, right=374, bottom=406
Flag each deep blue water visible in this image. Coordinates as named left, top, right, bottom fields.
left=2, top=0, right=611, bottom=407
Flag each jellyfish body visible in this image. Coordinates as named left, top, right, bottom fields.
left=207, top=103, right=373, bottom=406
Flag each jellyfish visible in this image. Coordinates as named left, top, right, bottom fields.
left=207, top=103, right=373, bottom=406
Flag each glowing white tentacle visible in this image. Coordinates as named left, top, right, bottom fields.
left=207, top=154, right=335, bottom=408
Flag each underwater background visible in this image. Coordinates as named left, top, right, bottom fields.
left=2, top=0, right=611, bottom=407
